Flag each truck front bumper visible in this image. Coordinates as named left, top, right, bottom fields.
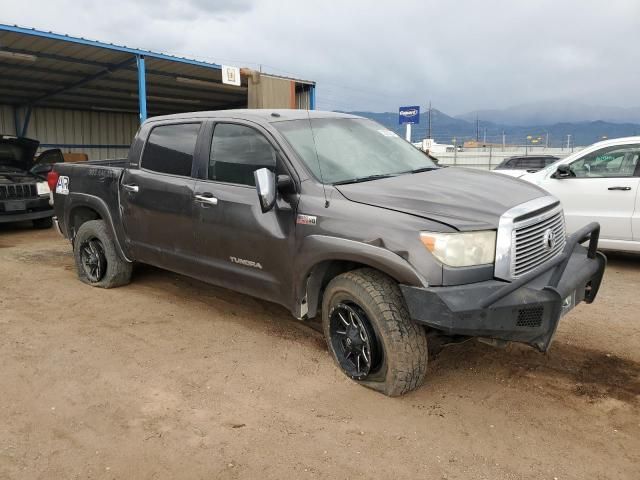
left=401, top=222, right=606, bottom=352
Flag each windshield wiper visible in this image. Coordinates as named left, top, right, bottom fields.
left=401, top=166, right=440, bottom=174
left=333, top=173, right=397, bottom=185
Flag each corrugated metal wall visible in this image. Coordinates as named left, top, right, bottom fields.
left=247, top=74, right=313, bottom=110
left=296, top=88, right=311, bottom=110
left=0, top=105, right=16, bottom=136
left=1, top=104, right=138, bottom=160
left=248, top=74, right=293, bottom=109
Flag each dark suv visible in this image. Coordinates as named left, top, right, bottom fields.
left=494, top=155, right=560, bottom=178
left=1, top=135, right=62, bottom=228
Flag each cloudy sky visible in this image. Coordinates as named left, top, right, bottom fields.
left=3, top=0, right=639, bottom=115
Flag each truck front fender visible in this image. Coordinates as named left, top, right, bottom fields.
left=294, top=235, right=428, bottom=319
left=64, top=192, right=132, bottom=262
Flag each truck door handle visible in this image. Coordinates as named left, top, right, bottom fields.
left=122, top=184, right=139, bottom=193
left=608, top=186, right=631, bottom=191
left=194, top=193, right=218, bottom=206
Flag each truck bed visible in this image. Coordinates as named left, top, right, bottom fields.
left=52, top=159, right=127, bottom=240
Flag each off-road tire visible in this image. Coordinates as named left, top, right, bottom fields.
left=32, top=217, right=53, bottom=229
left=322, top=268, right=428, bottom=396
left=73, top=220, right=132, bottom=288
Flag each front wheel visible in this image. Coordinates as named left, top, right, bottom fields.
left=322, top=268, right=428, bottom=396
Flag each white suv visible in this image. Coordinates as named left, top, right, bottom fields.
left=521, top=136, right=640, bottom=252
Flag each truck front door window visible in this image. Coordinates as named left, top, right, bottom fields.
left=209, top=123, right=276, bottom=186
left=141, top=123, right=201, bottom=177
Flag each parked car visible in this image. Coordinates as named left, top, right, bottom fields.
left=521, top=137, right=640, bottom=252
left=49, top=110, right=605, bottom=396
left=0, top=135, right=63, bottom=228
left=493, top=155, right=560, bottom=178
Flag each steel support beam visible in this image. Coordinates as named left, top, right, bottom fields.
left=123, top=67, right=248, bottom=94
left=0, top=66, right=244, bottom=104
left=29, top=56, right=137, bottom=105
left=136, top=55, right=147, bottom=123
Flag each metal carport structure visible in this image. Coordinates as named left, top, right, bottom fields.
left=0, top=24, right=316, bottom=159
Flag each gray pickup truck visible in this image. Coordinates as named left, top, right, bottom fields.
left=51, top=110, right=606, bottom=396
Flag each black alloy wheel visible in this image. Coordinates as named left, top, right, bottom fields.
left=79, top=237, right=107, bottom=283
left=329, top=302, right=382, bottom=379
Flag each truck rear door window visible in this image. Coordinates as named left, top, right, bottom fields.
left=209, top=123, right=276, bottom=186
left=141, top=123, right=201, bottom=177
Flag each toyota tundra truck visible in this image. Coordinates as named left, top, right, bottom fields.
left=50, top=110, right=606, bottom=396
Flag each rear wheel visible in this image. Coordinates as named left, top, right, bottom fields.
left=32, top=217, right=53, bottom=229
left=73, top=220, right=132, bottom=288
left=322, top=268, right=428, bottom=396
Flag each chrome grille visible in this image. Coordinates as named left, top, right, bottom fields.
left=495, top=196, right=566, bottom=282
left=512, top=206, right=566, bottom=278
left=0, top=183, right=37, bottom=200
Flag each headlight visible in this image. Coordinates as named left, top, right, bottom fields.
left=420, top=230, right=496, bottom=267
left=36, top=181, right=50, bottom=196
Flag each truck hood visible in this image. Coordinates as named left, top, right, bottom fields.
left=0, top=135, right=40, bottom=171
left=334, top=167, right=548, bottom=231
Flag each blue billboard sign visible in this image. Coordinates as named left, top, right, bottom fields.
left=399, top=105, right=420, bottom=125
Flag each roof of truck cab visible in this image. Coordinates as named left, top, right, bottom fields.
left=145, top=109, right=361, bottom=124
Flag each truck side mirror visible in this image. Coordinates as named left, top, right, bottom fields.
left=277, top=174, right=294, bottom=193
left=254, top=168, right=277, bottom=213
left=553, top=164, right=572, bottom=178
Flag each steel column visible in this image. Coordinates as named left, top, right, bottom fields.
left=136, top=55, right=147, bottom=123
left=13, top=106, right=20, bottom=136
left=310, top=84, right=316, bottom=110
left=21, top=106, right=32, bottom=137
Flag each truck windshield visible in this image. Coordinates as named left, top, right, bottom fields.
left=274, top=118, right=437, bottom=184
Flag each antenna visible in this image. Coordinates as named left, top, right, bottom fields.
left=306, top=110, right=330, bottom=208
left=427, top=101, right=432, bottom=139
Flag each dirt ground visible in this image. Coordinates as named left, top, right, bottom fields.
left=0, top=224, right=638, bottom=480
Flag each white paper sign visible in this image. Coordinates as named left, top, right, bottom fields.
left=222, top=65, right=241, bottom=86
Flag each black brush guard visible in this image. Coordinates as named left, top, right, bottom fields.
left=401, top=222, right=606, bottom=352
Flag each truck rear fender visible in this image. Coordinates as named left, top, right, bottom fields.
left=294, top=235, right=428, bottom=319
left=64, top=193, right=132, bottom=263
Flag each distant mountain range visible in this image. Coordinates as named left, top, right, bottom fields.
left=457, top=101, right=640, bottom=126
left=347, top=106, right=640, bottom=147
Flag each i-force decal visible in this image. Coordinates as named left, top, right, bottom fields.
left=296, top=214, right=317, bottom=225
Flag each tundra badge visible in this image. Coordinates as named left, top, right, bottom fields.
left=230, top=257, right=263, bottom=269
